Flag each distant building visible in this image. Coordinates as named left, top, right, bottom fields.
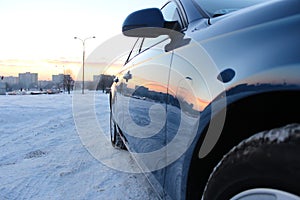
left=52, top=74, right=65, bottom=90
left=52, top=74, right=74, bottom=91
left=19, top=72, right=38, bottom=89
left=38, top=80, right=54, bottom=89
left=0, top=81, right=6, bottom=95
left=52, top=74, right=64, bottom=84
left=2, top=76, right=19, bottom=91
left=3, top=76, right=19, bottom=86
left=93, top=75, right=101, bottom=83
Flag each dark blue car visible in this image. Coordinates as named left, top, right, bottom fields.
left=110, top=0, right=300, bottom=199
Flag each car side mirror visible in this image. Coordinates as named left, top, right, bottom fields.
left=122, top=8, right=181, bottom=38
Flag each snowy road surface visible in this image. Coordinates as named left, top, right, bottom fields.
left=0, top=92, right=159, bottom=200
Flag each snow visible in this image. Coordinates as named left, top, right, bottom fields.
left=0, top=92, right=159, bottom=200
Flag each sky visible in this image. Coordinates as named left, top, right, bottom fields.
left=0, top=0, right=165, bottom=80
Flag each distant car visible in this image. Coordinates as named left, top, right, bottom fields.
left=110, top=0, right=300, bottom=199
left=46, top=89, right=60, bottom=94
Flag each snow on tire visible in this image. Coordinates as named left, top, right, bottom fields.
left=202, top=123, right=300, bottom=200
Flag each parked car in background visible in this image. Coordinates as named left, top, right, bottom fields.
left=110, top=0, right=300, bottom=199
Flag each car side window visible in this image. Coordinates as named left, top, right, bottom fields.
left=124, top=37, right=144, bottom=64
left=125, top=1, right=184, bottom=64
left=161, top=1, right=183, bottom=28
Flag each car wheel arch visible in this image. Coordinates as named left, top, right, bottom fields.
left=185, top=90, right=300, bottom=199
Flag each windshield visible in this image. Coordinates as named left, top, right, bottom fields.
left=193, top=0, right=272, bottom=17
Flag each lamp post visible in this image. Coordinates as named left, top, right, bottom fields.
left=74, top=36, right=96, bottom=94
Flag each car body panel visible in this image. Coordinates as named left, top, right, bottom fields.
left=115, top=37, right=173, bottom=189
left=110, top=0, right=300, bottom=199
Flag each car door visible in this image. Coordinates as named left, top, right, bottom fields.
left=164, top=45, right=216, bottom=199
left=119, top=35, right=172, bottom=189
left=164, top=8, right=227, bottom=200
left=118, top=1, right=185, bottom=195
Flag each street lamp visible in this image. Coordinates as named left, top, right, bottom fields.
left=74, top=36, right=96, bottom=94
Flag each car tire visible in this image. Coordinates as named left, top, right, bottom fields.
left=201, top=123, right=300, bottom=200
left=110, top=110, right=127, bottom=150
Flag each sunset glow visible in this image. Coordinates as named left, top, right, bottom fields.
left=0, top=0, right=165, bottom=81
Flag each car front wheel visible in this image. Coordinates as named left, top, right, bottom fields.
left=202, top=124, right=300, bottom=200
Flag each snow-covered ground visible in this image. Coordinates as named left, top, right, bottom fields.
left=0, top=91, right=159, bottom=200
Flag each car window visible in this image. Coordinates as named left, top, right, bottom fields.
left=125, top=1, right=184, bottom=65
left=124, top=37, right=144, bottom=64
left=193, top=0, right=272, bottom=17
left=162, top=1, right=183, bottom=27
